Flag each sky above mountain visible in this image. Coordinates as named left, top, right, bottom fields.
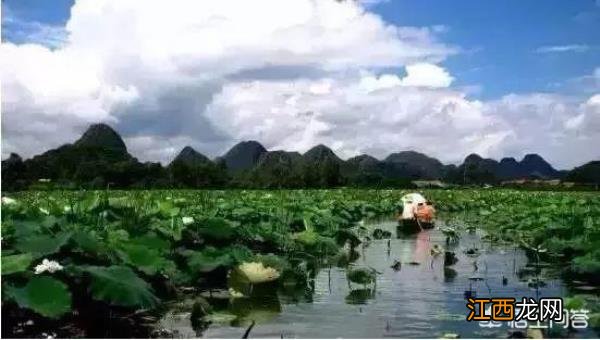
left=1, top=0, right=599, bottom=168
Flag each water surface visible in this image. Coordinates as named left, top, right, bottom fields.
left=158, top=220, right=598, bottom=338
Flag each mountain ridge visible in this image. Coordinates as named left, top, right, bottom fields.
left=170, top=146, right=212, bottom=167
left=74, top=123, right=128, bottom=152
left=221, top=140, right=267, bottom=172
left=3, top=122, right=596, bottom=190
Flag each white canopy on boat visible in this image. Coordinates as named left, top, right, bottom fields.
left=400, top=193, right=427, bottom=219
left=401, top=193, right=426, bottom=205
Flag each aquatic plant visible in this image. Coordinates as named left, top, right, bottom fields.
left=464, top=247, right=481, bottom=257
left=430, top=244, right=444, bottom=256
left=372, top=228, right=392, bottom=239
left=440, top=226, right=459, bottom=244
left=1, top=188, right=599, bottom=337
left=346, top=267, right=377, bottom=287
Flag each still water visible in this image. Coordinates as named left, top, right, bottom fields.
left=158, top=220, right=598, bottom=338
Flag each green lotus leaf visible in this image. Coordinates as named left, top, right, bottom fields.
left=565, top=296, right=586, bottom=310
left=158, top=200, right=180, bottom=217
left=118, top=244, right=168, bottom=275
left=194, top=217, right=237, bottom=240
left=2, top=253, right=34, bottom=275
left=14, top=232, right=71, bottom=258
left=83, top=265, right=159, bottom=308
left=11, top=220, right=41, bottom=238
left=252, top=254, right=288, bottom=272
left=186, top=247, right=233, bottom=273
left=129, top=232, right=171, bottom=253
left=293, top=229, right=319, bottom=246
left=8, top=276, right=71, bottom=318
left=72, top=231, right=105, bottom=255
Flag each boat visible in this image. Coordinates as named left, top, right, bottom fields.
left=396, top=193, right=435, bottom=234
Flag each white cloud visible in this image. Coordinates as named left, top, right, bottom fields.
left=483, top=92, right=600, bottom=167
left=2, top=0, right=456, bottom=163
left=536, top=44, right=590, bottom=53
left=565, top=114, right=585, bottom=130
left=1, top=0, right=598, bottom=169
left=358, top=63, right=453, bottom=92
left=206, top=75, right=506, bottom=163
left=399, top=63, right=453, bottom=88
left=64, top=0, right=454, bottom=72
left=205, top=76, right=600, bottom=168
left=569, top=94, right=600, bottom=134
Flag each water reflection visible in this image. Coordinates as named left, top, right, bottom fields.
left=345, top=289, right=375, bottom=305
left=158, top=220, right=598, bottom=338
left=444, top=267, right=457, bottom=282
left=229, top=295, right=281, bottom=327
left=335, top=248, right=360, bottom=267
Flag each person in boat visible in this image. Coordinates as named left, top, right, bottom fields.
left=415, top=201, right=436, bottom=224
left=397, top=193, right=435, bottom=233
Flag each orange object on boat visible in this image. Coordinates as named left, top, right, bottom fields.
left=415, top=201, right=435, bottom=223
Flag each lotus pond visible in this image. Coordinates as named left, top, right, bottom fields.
left=1, top=189, right=599, bottom=338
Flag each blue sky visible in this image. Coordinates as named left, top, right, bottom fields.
left=373, top=0, right=600, bottom=98
left=4, top=0, right=598, bottom=99
left=2, top=0, right=73, bottom=25
left=2, top=0, right=72, bottom=48
left=2, top=0, right=599, bottom=167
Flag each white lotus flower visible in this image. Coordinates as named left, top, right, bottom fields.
left=34, top=259, right=63, bottom=274
left=237, top=262, right=280, bottom=284
left=38, top=178, right=51, bottom=183
left=63, top=205, right=72, bottom=212
left=39, top=208, right=50, bottom=215
left=1, top=197, right=17, bottom=205
left=182, top=216, right=194, bottom=225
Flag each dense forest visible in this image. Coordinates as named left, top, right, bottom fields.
left=2, top=123, right=599, bottom=191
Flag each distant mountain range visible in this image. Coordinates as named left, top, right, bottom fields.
left=2, top=123, right=599, bottom=190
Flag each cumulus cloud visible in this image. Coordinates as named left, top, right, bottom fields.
left=205, top=74, right=600, bottom=168
left=1, top=0, right=598, bottom=169
left=205, top=75, right=504, bottom=163
left=359, top=63, right=453, bottom=91
left=399, top=63, right=453, bottom=87
left=2, top=0, right=455, bottom=162
left=483, top=92, right=600, bottom=167
left=565, top=94, right=600, bottom=133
